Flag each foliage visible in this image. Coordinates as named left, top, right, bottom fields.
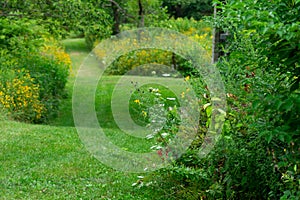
left=0, top=0, right=113, bottom=50
left=13, top=54, right=69, bottom=122
left=0, top=18, right=71, bottom=123
left=42, top=37, right=72, bottom=71
left=82, top=2, right=113, bottom=50
left=148, top=0, right=300, bottom=198
left=0, top=69, right=44, bottom=122
left=107, top=49, right=174, bottom=75
left=214, top=0, right=300, bottom=197
left=105, top=18, right=212, bottom=76
left=163, top=0, right=213, bottom=20
left=214, top=0, right=300, bottom=91
left=125, top=0, right=169, bottom=27
left=129, top=83, right=181, bottom=150
left=131, top=1, right=300, bottom=199
left=0, top=18, right=46, bottom=54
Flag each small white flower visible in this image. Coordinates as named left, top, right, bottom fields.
left=167, top=97, right=176, bottom=101
left=161, top=133, right=168, bottom=138
left=150, top=146, right=157, bottom=150
left=146, top=181, right=153, bottom=186
left=132, top=182, right=138, bottom=187
left=146, top=134, right=154, bottom=139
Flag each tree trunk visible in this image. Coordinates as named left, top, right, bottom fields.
left=138, top=0, right=144, bottom=27
left=212, top=5, right=220, bottom=64
left=172, top=53, right=177, bottom=70
left=111, top=1, right=120, bottom=35
left=174, top=5, right=183, bottom=18
left=212, top=1, right=228, bottom=63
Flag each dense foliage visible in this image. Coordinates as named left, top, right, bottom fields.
left=215, top=1, right=300, bottom=198
left=0, top=0, right=112, bottom=38
left=0, top=18, right=70, bottom=122
left=163, top=0, right=213, bottom=19
left=136, top=1, right=299, bottom=199
left=0, top=0, right=298, bottom=199
left=0, top=0, right=113, bottom=121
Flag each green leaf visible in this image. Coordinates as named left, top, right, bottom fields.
left=266, top=134, right=273, bottom=143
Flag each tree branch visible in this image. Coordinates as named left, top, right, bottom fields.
left=108, top=0, right=135, bottom=19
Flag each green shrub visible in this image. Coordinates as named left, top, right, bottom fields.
left=0, top=18, right=46, bottom=55
left=133, top=3, right=300, bottom=198
left=14, top=55, right=68, bottom=120
left=107, top=49, right=174, bottom=75
left=0, top=68, right=44, bottom=122
left=213, top=0, right=300, bottom=198
left=0, top=18, right=71, bottom=122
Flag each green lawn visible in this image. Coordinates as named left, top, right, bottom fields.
left=0, top=38, right=184, bottom=199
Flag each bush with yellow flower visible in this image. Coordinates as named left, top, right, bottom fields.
left=0, top=69, right=45, bottom=122
left=0, top=18, right=71, bottom=123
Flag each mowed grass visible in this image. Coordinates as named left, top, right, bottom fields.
left=0, top=39, right=148, bottom=199
left=0, top=120, right=162, bottom=199
left=0, top=38, right=188, bottom=199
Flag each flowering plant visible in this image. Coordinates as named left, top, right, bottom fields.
left=0, top=69, right=45, bottom=122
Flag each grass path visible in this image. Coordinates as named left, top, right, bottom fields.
left=0, top=39, right=169, bottom=200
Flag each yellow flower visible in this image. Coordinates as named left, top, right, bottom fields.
left=181, top=92, right=185, bottom=98
left=142, top=110, right=147, bottom=117
left=184, top=76, right=190, bottom=81
left=134, top=99, right=140, bottom=104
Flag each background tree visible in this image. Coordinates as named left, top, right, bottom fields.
left=162, top=0, right=213, bottom=19
left=124, top=0, right=168, bottom=28
left=0, top=0, right=112, bottom=38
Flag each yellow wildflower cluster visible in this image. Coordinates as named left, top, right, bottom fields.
left=183, top=27, right=198, bottom=36
left=94, top=22, right=212, bottom=74
left=0, top=71, right=45, bottom=121
left=113, top=49, right=173, bottom=74
left=183, top=27, right=212, bottom=54
left=41, top=37, right=72, bottom=72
